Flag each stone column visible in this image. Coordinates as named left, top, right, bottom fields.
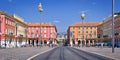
left=92, top=40, right=94, bottom=45
left=88, top=40, right=90, bottom=47
left=85, top=40, right=86, bottom=46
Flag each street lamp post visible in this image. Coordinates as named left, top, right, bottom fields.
left=25, top=27, right=28, bottom=45
left=38, top=3, right=43, bottom=46
left=112, top=0, right=115, bottom=53
left=50, top=24, right=52, bottom=47
left=0, top=19, right=2, bottom=48
left=81, top=12, right=85, bottom=47
left=15, top=23, right=18, bottom=47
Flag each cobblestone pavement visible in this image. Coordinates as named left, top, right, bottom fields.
left=75, top=47, right=120, bottom=60
left=0, top=47, right=54, bottom=60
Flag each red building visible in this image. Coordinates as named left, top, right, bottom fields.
left=0, top=11, right=27, bottom=48
left=27, top=23, right=57, bottom=46
left=0, top=10, right=58, bottom=48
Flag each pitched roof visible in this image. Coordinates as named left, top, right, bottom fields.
left=27, top=22, right=57, bottom=32
left=27, top=22, right=55, bottom=27
left=70, top=22, right=100, bottom=27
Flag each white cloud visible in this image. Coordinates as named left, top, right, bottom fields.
left=53, top=20, right=60, bottom=23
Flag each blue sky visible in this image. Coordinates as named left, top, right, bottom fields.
left=0, top=0, right=120, bottom=33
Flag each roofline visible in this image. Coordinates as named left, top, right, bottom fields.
left=0, top=11, right=27, bottom=26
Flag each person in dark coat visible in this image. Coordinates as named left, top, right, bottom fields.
left=78, top=40, right=80, bottom=47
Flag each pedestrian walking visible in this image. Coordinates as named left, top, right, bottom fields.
left=77, top=40, right=80, bottom=47
left=40, top=40, right=43, bottom=48
left=72, top=39, right=75, bottom=47
left=101, top=43, right=103, bottom=48
left=44, top=40, right=47, bottom=47
left=49, top=40, right=53, bottom=47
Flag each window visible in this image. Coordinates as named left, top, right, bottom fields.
left=12, top=22, right=14, bottom=26
left=86, top=35, right=88, bottom=38
left=8, top=28, right=14, bottom=34
left=44, top=30, right=46, bottom=33
left=82, top=31, right=84, bottom=33
left=32, top=27, right=34, bottom=30
left=50, top=30, right=52, bottom=33
left=29, top=28, right=30, bottom=33
left=35, top=34, right=37, bottom=37
left=32, top=29, right=34, bottom=33
left=78, top=34, right=80, bottom=38
left=78, top=27, right=80, bottom=29
left=94, top=26, right=96, bottom=29
left=44, top=34, right=46, bottom=38
left=60, top=35, right=62, bottom=38
left=90, top=34, right=92, bottom=38
left=94, top=30, right=96, bottom=35
left=73, top=35, right=75, bottom=38
left=82, top=36, right=84, bottom=39
left=86, top=31, right=88, bottom=33
left=90, top=26, right=92, bottom=29
left=40, top=30, right=42, bottom=33
left=94, top=35, right=96, bottom=38
left=10, top=21, right=12, bottom=25
left=73, top=31, right=75, bottom=33
left=44, top=27, right=46, bottom=33
left=50, top=27, right=52, bottom=33
left=8, top=20, right=10, bottom=25
left=44, top=27, right=46, bottom=30
left=50, top=34, right=52, bottom=38
left=14, top=22, right=16, bottom=26
left=32, top=34, right=34, bottom=38
left=36, top=27, right=38, bottom=30
left=36, top=30, right=38, bottom=33
left=84, top=27, right=86, bottom=29
left=50, top=27, right=52, bottom=30
left=73, top=27, right=75, bottom=29
left=86, top=27, right=88, bottom=29
left=78, top=31, right=80, bottom=33
left=6, top=19, right=7, bottom=24
left=90, top=31, right=92, bottom=33
left=28, top=35, right=30, bottom=38
left=11, top=21, right=12, bottom=25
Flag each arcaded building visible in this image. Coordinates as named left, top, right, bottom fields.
left=27, top=23, right=57, bottom=46
left=0, top=11, right=27, bottom=48
left=97, top=12, right=120, bottom=43
left=0, top=10, right=57, bottom=48
left=67, top=22, right=100, bottom=46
